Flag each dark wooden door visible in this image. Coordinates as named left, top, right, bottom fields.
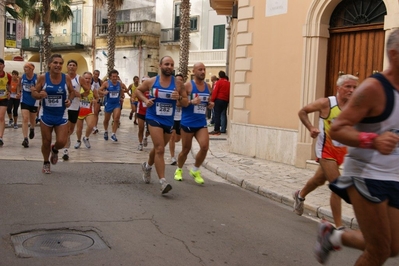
left=325, top=24, right=385, bottom=96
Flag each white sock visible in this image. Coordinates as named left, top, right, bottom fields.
left=329, top=229, right=343, bottom=247
left=160, top=178, right=166, bottom=184
left=192, top=166, right=199, bottom=172
left=146, top=162, right=152, bottom=169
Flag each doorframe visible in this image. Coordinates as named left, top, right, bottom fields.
left=295, top=0, right=396, bottom=167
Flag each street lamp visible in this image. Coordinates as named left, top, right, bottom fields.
left=38, top=25, right=44, bottom=74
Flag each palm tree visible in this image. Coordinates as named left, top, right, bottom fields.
left=178, top=0, right=190, bottom=80
left=94, top=0, right=124, bottom=74
left=5, top=0, right=30, bottom=19
left=18, top=0, right=73, bottom=72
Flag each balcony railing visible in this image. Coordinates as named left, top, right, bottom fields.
left=188, top=50, right=227, bottom=66
left=21, top=33, right=90, bottom=50
left=96, top=20, right=160, bottom=36
left=160, top=28, right=180, bottom=43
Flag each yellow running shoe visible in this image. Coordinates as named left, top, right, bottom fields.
left=174, top=168, right=183, bottom=181
left=190, top=169, right=204, bottom=184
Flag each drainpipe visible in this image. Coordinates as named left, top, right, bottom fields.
left=92, top=1, right=96, bottom=70
left=225, top=16, right=232, bottom=76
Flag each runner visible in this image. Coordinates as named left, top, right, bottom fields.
left=292, top=74, right=358, bottom=229
left=169, top=73, right=184, bottom=165
left=31, top=54, right=75, bottom=174
left=62, top=59, right=91, bottom=160
left=91, top=69, right=102, bottom=134
left=127, top=76, right=139, bottom=125
left=134, top=78, right=150, bottom=151
left=18, top=63, right=39, bottom=148
left=98, top=69, right=126, bottom=142
left=74, top=72, right=98, bottom=149
left=135, top=56, right=188, bottom=194
left=174, top=63, right=214, bottom=184
left=0, top=58, right=12, bottom=146
left=7, top=70, right=20, bottom=129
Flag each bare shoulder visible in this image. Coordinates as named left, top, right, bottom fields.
left=184, top=80, right=192, bottom=93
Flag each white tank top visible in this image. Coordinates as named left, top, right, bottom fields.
left=68, top=74, right=81, bottom=111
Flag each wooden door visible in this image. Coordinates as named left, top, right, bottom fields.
left=325, top=24, right=385, bottom=97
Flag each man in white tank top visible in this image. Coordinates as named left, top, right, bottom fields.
left=62, top=59, right=91, bottom=161
left=314, top=29, right=399, bottom=265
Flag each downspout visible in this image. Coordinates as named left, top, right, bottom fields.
left=92, top=0, right=97, bottom=70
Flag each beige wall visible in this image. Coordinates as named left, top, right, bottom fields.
left=225, top=0, right=399, bottom=166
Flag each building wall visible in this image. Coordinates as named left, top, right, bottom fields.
left=157, top=0, right=228, bottom=81
left=225, top=0, right=399, bottom=166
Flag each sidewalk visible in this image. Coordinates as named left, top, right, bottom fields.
left=0, top=108, right=356, bottom=229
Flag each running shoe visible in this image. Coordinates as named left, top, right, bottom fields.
left=189, top=169, right=204, bottom=184
left=83, top=137, right=91, bottom=148
left=171, top=158, right=177, bottom=166
left=8, top=119, right=13, bottom=127
left=29, top=128, right=35, bottom=139
left=22, top=138, right=29, bottom=148
left=92, top=127, right=99, bottom=134
left=111, top=134, right=118, bottom=142
left=174, top=168, right=183, bottom=181
left=143, top=137, right=148, bottom=147
left=74, top=140, right=81, bottom=149
left=104, top=131, right=108, bottom=140
left=50, top=145, right=59, bottom=165
left=129, top=112, right=133, bottom=120
left=161, top=181, right=172, bottom=194
left=62, top=149, right=69, bottom=161
left=42, top=163, right=51, bottom=174
left=137, top=144, right=143, bottom=151
left=292, top=190, right=305, bottom=216
left=0, top=138, right=3, bottom=146
left=314, top=220, right=338, bottom=264
left=141, top=162, right=151, bottom=184
left=14, top=124, right=18, bottom=129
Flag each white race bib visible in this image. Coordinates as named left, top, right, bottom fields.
left=23, top=84, right=32, bottom=92
left=156, top=102, right=173, bottom=116
left=45, top=95, right=62, bottom=107
left=110, top=91, right=119, bottom=98
left=193, top=103, right=207, bottom=114
left=80, top=100, right=90, bottom=109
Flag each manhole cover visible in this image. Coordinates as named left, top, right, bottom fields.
left=11, top=229, right=109, bottom=257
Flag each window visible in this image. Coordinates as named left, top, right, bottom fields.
left=190, top=17, right=198, bottom=31
left=116, top=10, right=130, bottom=22
left=213, top=25, right=225, bottom=49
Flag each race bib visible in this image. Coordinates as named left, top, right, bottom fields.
left=10, top=93, right=17, bottom=98
left=23, top=84, right=33, bottom=92
left=80, top=100, right=90, bottom=109
left=156, top=102, right=173, bottom=116
left=110, top=91, right=119, bottom=98
left=45, top=95, right=62, bottom=107
left=0, top=90, right=6, bottom=97
left=193, top=103, right=207, bottom=114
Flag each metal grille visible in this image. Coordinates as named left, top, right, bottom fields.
left=330, top=0, right=386, bottom=28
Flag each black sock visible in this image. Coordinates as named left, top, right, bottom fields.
left=52, top=146, right=58, bottom=154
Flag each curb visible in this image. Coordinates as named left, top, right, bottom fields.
left=192, top=147, right=359, bottom=230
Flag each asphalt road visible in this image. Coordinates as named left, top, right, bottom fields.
left=1, top=160, right=398, bottom=266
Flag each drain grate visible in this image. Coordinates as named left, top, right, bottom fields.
left=11, top=229, right=109, bottom=257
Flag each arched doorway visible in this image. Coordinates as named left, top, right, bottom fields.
left=325, top=0, right=387, bottom=96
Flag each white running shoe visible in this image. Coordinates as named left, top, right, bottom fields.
left=83, top=137, right=91, bottom=148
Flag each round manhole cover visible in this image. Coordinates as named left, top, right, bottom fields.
left=23, top=232, right=94, bottom=254
left=11, top=230, right=109, bottom=257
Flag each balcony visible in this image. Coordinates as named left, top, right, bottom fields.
left=188, top=50, right=227, bottom=67
left=96, top=20, right=160, bottom=36
left=160, top=28, right=180, bottom=44
left=21, top=33, right=90, bottom=51
left=210, top=0, right=234, bottom=15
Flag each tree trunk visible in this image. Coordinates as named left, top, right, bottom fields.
left=107, top=0, right=116, bottom=75
left=178, top=0, right=190, bottom=80
left=42, top=0, right=52, bottom=73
